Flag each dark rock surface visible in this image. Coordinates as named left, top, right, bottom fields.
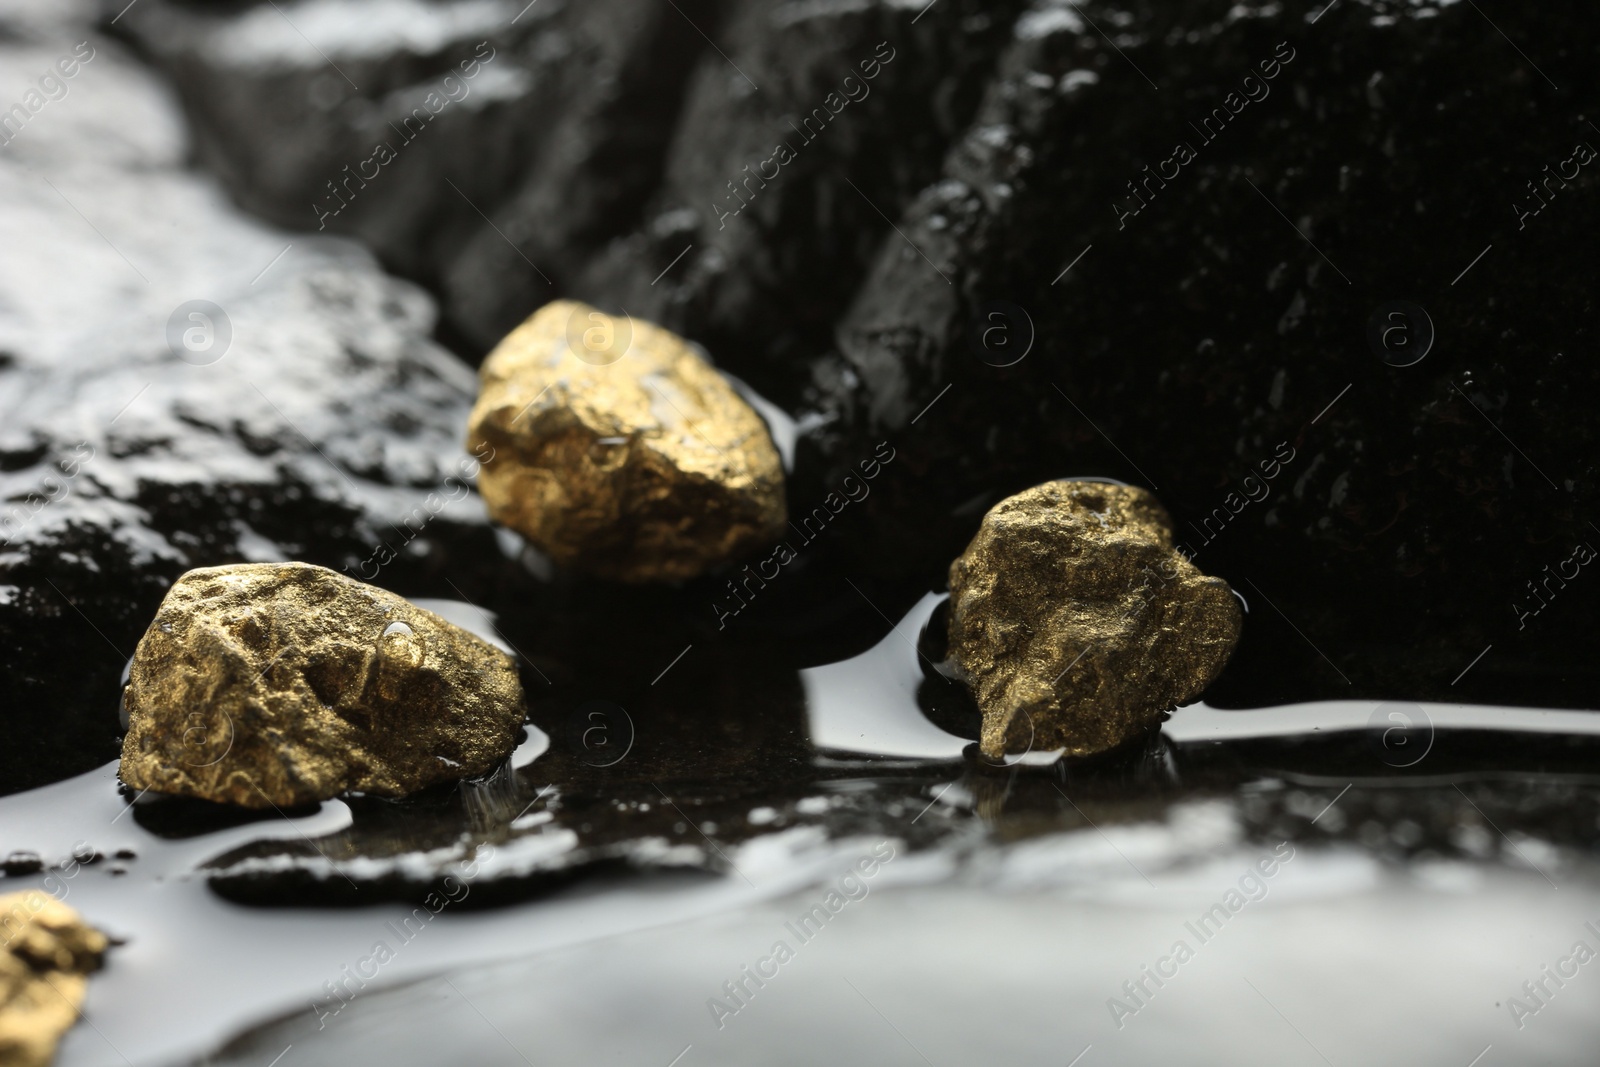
left=0, top=11, right=511, bottom=796
left=5, top=7, right=1600, bottom=1062
left=439, top=0, right=716, bottom=348
left=130, top=0, right=1598, bottom=711
left=11, top=0, right=1596, bottom=799
left=798, top=0, right=1600, bottom=709
left=118, top=0, right=1028, bottom=387
left=554, top=0, right=1027, bottom=402
left=116, top=0, right=713, bottom=309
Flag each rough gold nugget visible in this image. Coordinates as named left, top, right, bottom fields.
left=120, top=563, right=526, bottom=808
left=0, top=892, right=108, bottom=1067
left=948, top=481, right=1241, bottom=759
left=466, top=300, right=786, bottom=582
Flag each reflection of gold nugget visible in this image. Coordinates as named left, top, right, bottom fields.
left=119, top=563, right=525, bottom=808
left=948, top=481, right=1241, bottom=759
left=466, top=300, right=787, bottom=582
left=0, top=891, right=109, bottom=1067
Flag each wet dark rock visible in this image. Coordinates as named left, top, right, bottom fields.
left=0, top=18, right=511, bottom=796
left=1, top=853, right=43, bottom=878
left=440, top=0, right=716, bottom=349
left=115, top=0, right=710, bottom=301
left=799, top=0, right=1600, bottom=709
left=561, top=0, right=1027, bottom=402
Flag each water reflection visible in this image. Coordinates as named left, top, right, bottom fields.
left=9, top=595, right=1600, bottom=1066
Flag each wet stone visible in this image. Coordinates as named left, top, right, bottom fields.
left=947, top=481, right=1242, bottom=759
left=0, top=891, right=109, bottom=1067
left=466, top=301, right=787, bottom=583
left=796, top=0, right=1600, bottom=709
left=0, top=12, right=510, bottom=797
left=566, top=0, right=1024, bottom=403
left=0, top=855, right=41, bottom=878
left=119, top=563, right=526, bottom=809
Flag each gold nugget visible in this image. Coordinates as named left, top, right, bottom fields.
left=119, top=563, right=526, bottom=808
left=0, top=891, right=108, bottom=1067
left=948, top=481, right=1241, bottom=759
left=466, top=300, right=787, bottom=582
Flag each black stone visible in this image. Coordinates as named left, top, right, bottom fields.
left=115, top=0, right=712, bottom=322
left=2, top=852, right=43, bottom=877
left=796, top=0, right=1600, bottom=710
left=563, top=0, right=1028, bottom=403
left=0, top=18, right=518, bottom=796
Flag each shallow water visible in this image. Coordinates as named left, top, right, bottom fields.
left=201, top=865, right=1600, bottom=1067
left=3, top=4, right=1597, bottom=1063
left=4, top=595, right=1599, bottom=1065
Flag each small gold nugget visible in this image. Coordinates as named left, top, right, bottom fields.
left=466, top=300, right=786, bottom=582
left=119, top=563, right=526, bottom=808
left=0, top=891, right=108, bottom=1067
left=948, top=481, right=1241, bottom=758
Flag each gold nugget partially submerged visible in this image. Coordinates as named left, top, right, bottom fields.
left=948, top=481, right=1241, bottom=759
left=119, top=563, right=526, bottom=808
left=0, top=891, right=108, bottom=1067
left=466, top=300, right=787, bottom=582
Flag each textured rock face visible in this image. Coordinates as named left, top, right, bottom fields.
left=8, top=0, right=1593, bottom=807
left=115, top=0, right=710, bottom=294
left=117, top=0, right=1020, bottom=377
left=566, top=0, right=1024, bottom=400
left=0, top=11, right=507, bottom=796
left=466, top=300, right=787, bottom=582
left=0, top=891, right=108, bottom=1067
left=438, top=0, right=715, bottom=348
left=803, top=0, right=1600, bottom=707
left=948, top=482, right=1241, bottom=758
left=119, top=563, right=526, bottom=808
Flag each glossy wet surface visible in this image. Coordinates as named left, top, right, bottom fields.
left=4, top=0, right=1599, bottom=1063
left=4, top=597, right=1600, bottom=1065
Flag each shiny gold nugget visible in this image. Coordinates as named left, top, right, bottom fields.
left=466, top=300, right=786, bottom=582
left=0, top=891, right=108, bottom=1067
left=119, top=562, right=525, bottom=808
left=948, top=481, right=1241, bottom=759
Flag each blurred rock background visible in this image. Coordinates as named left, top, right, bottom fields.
left=1, top=0, right=1595, bottom=793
